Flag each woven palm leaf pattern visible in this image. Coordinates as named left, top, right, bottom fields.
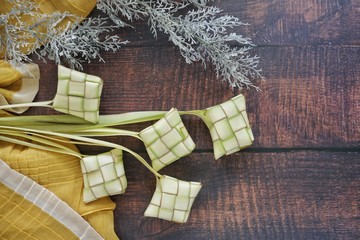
left=53, top=65, right=103, bottom=123
left=204, top=94, right=254, bottom=159
left=139, top=108, right=196, bottom=172
left=80, top=149, right=127, bottom=203
left=144, top=175, right=202, bottom=223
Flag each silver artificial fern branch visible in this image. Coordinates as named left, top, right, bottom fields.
left=1, top=0, right=127, bottom=69
left=96, top=0, right=263, bottom=89
left=1, top=0, right=262, bottom=88
left=39, top=17, right=128, bottom=70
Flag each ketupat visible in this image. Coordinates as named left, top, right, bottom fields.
left=53, top=65, right=103, bottom=123
left=204, top=94, right=254, bottom=159
left=144, top=175, right=202, bottom=223
left=139, top=108, right=196, bottom=171
left=81, top=149, right=127, bottom=203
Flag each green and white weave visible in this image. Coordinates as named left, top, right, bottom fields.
left=139, top=108, right=196, bottom=172
left=144, top=175, right=202, bottom=223
left=204, top=94, right=254, bottom=159
left=80, top=149, right=127, bottom=203
left=53, top=65, right=103, bottom=123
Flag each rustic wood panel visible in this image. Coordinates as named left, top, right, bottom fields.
left=217, top=0, right=360, bottom=45
left=249, top=45, right=360, bottom=148
left=112, top=152, right=360, bottom=240
left=11, top=0, right=359, bottom=239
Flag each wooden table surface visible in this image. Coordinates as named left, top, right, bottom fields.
left=28, top=0, right=359, bottom=239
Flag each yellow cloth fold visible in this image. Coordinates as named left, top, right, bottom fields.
left=0, top=61, right=23, bottom=87
left=0, top=141, right=119, bottom=240
left=0, top=60, right=40, bottom=114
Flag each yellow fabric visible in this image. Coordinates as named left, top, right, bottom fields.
left=47, top=0, right=96, bottom=18
left=0, top=0, right=96, bottom=57
left=0, top=183, right=79, bottom=240
left=84, top=211, right=120, bottom=240
left=0, top=110, right=13, bottom=117
left=0, top=141, right=119, bottom=240
left=0, top=60, right=23, bottom=87
left=0, top=60, right=40, bottom=114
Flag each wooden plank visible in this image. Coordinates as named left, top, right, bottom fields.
left=216, top=0, right=360, bottom=45
left=1, top=1, right=358, bottom=240
left=112, top=151, right=360, bottom=239
left=248, top=45, right=360, bottom=148
left=91, top=0, right=360, bottom=47
left=29, top=44, right=360, bottom=150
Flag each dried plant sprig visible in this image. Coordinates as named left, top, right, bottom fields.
left=96, top=0, right=144, bottom=27
left=0, top=0, right=69, bottom=65
left=38, top=16, right=128, bottom=70
left=148, top=6, right=263, bottom=89
left=96, top=0, right=263, bottom=89
left=3, top=0, right=261, bottom=88
left=1, top=0, right=127, bottom=69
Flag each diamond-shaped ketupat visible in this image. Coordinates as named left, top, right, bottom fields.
left=139, top=108, right=196, bottom=172
left=80, top=149, right=127, bottom=203
left=204, top=94, right=254, bottom=160
left=144, top=175, right=202, bottom=223
left=53, top=65, right=103, bottom=123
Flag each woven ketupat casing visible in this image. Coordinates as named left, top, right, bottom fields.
left=53, top=65, right=103, bottom=123
left=205, top=94, right=254, bottom=159
left=80, top=149, right=127, bottom=203
left=144, top=175, right=202, bottom=223
left=139, top=108, right=196, bottom=172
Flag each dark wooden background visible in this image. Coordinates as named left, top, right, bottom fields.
left=29, top=0, right=359, bottom=239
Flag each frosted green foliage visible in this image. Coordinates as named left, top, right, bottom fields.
left=39, top=17, right=128, bottom=70
left=1, top=0, right=127, bottom=69
left=96, top=0, right=263, bottom=89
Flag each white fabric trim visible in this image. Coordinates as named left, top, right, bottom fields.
left=0, top=159, right=103, bottom=240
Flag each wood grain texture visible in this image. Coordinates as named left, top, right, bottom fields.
left=17, top=0, right=360, bottom=239
left=30, top=45, right=360, bottom=149
left=112, top=152, right=360, bottom=240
